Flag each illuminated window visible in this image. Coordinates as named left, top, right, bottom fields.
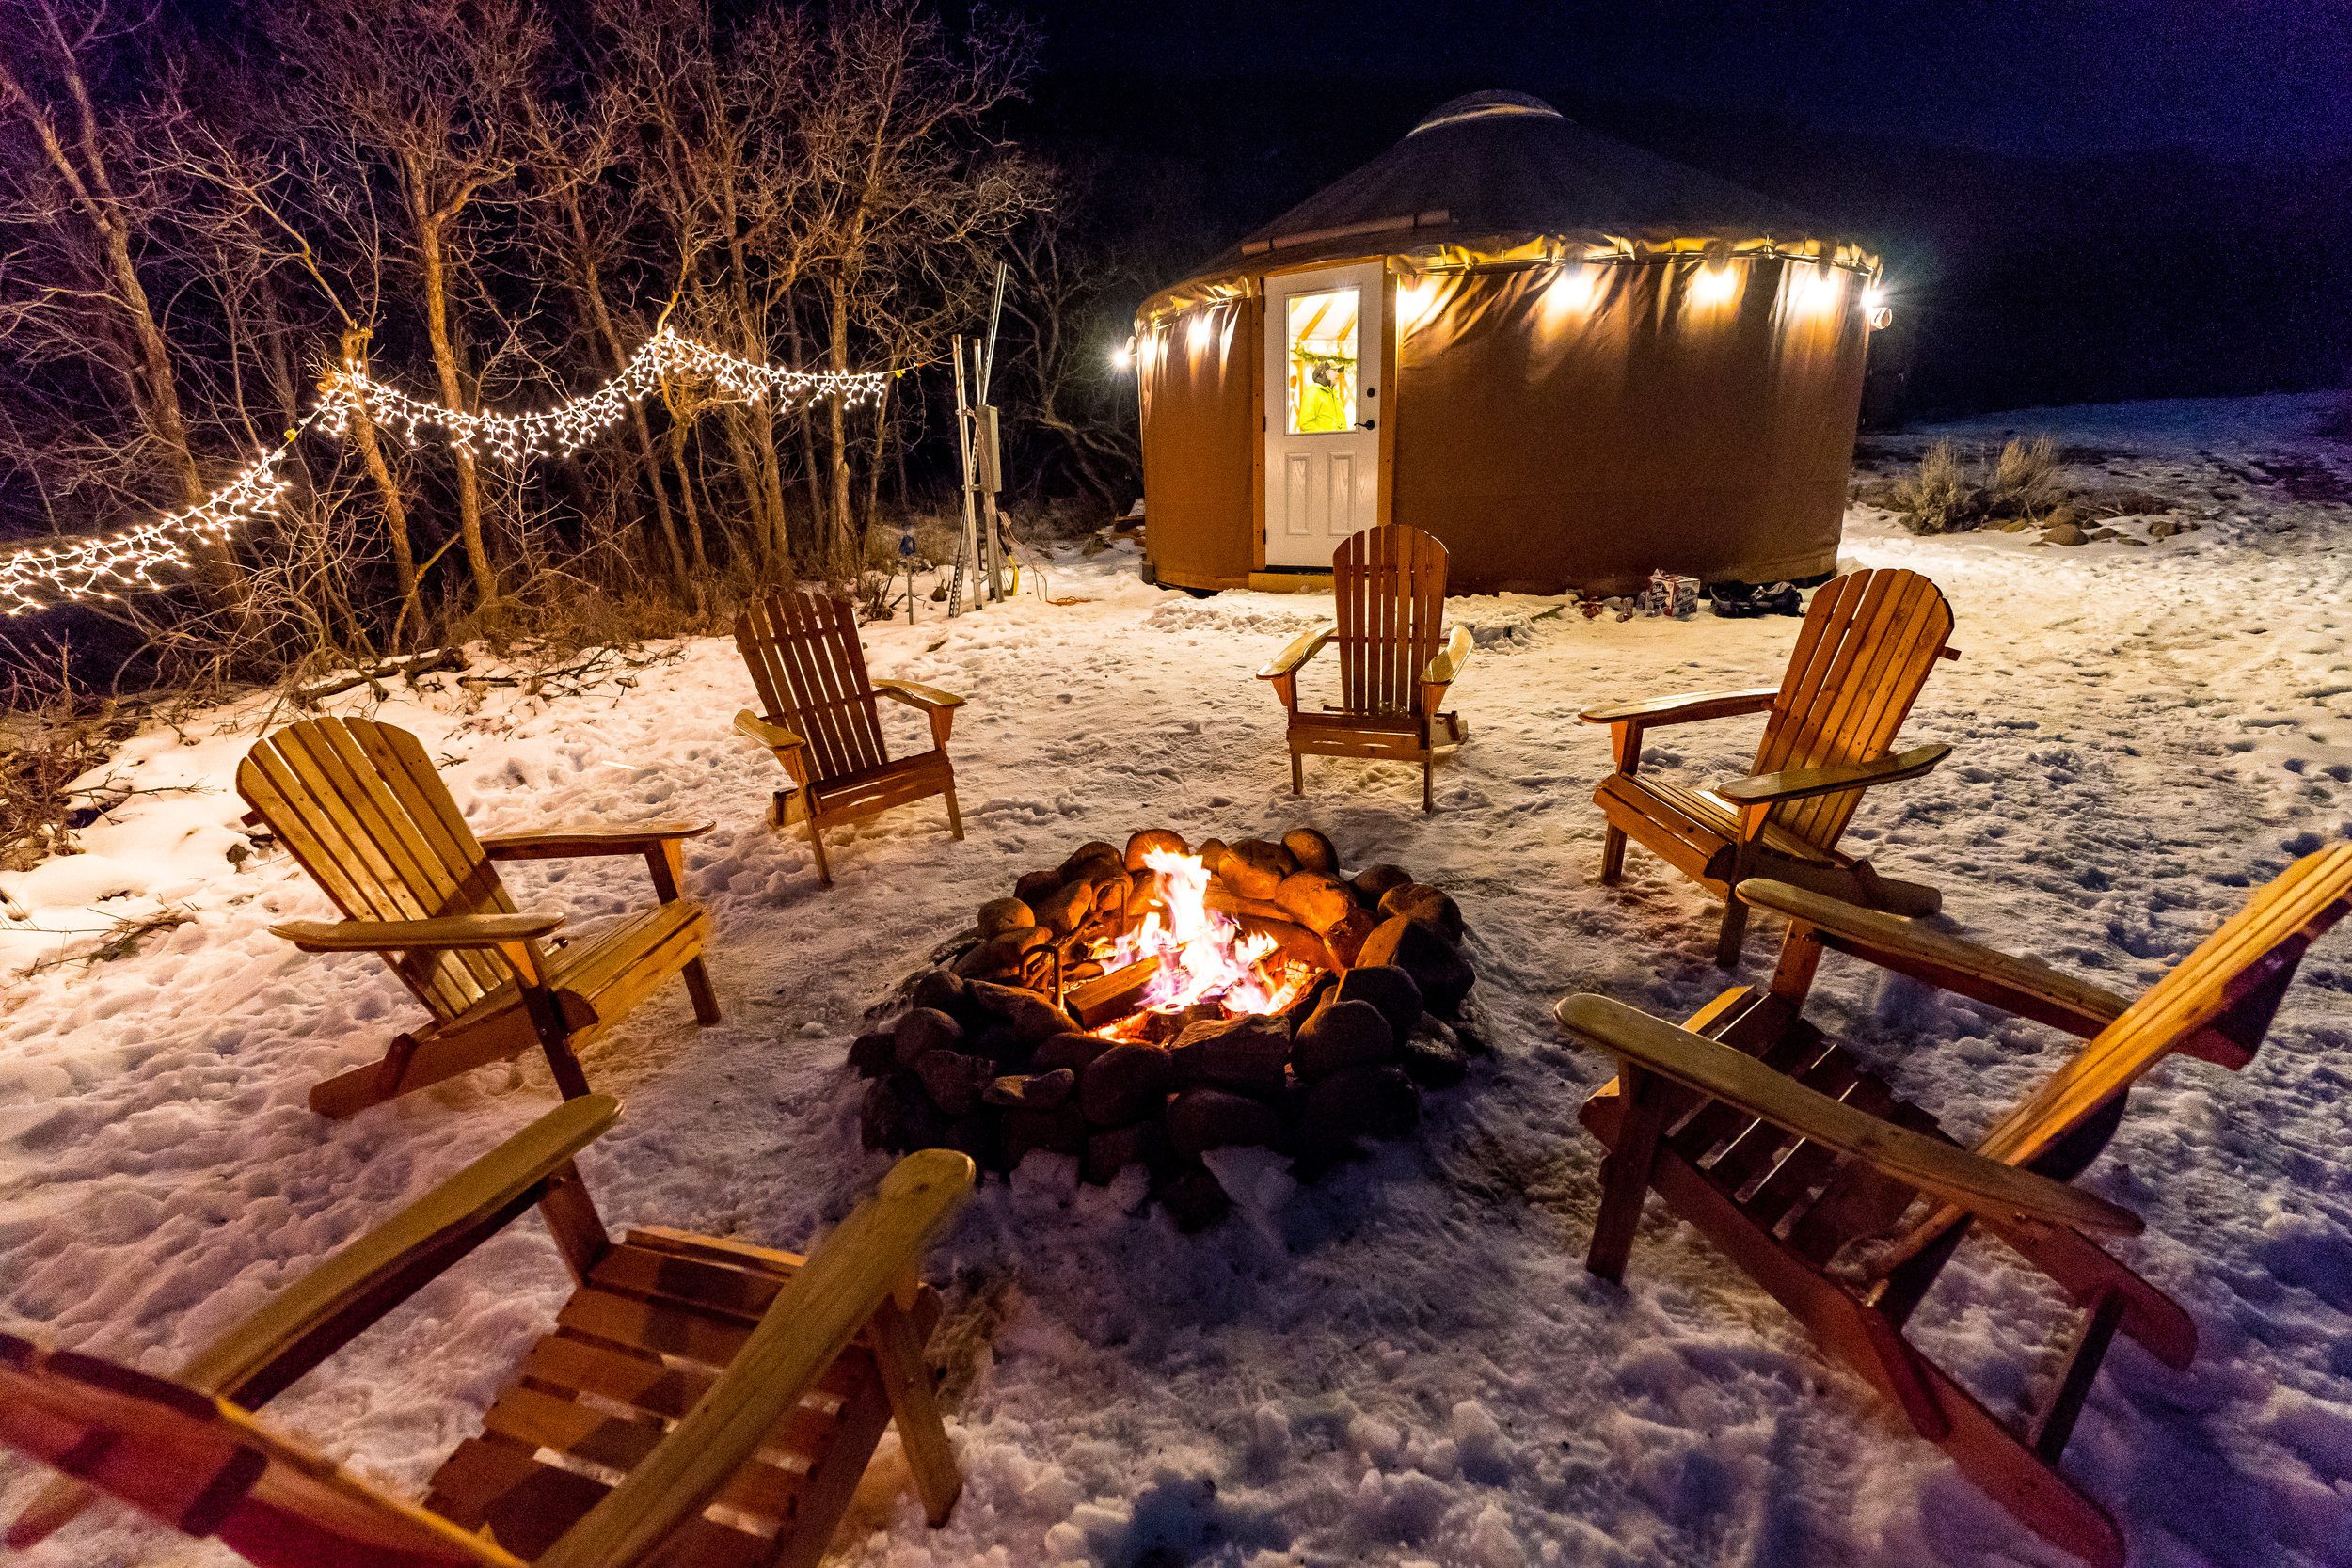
left=1284, top=289, right=1359, bottom=435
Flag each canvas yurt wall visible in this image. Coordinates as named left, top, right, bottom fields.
left=1133, top=92, right=1883, bottom=595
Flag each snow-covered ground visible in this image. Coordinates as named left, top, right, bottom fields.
left=4, top=391, right=2352, bottom=1568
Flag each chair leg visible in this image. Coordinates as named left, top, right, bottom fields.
left=1422, top=749, right=1435, bottom=814
left=942, top=778, right=964, bottom=841
left=1599, top=824, right=1628, bottom=884
left=519, top=986, right=596, bottom=1100
left=1714, top=892, right=1751, bottom=969
left=869, top=1295, right=963, bottom=1527
left=1586, top=1064, right=1670, bottom=1283
left=681, top=957, right=722, bottom=1025
left=804, top=814, right=834, bottom=888
left=541, top=1037, right=593, bottom=1101
left=1290, top=749, right=1303, bottom=796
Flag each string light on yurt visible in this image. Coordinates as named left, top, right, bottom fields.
left=1186, top=310, right=1217, bottom=355
left=1792, top=264, right=1844, bottom=317
left=1863, top=280, right=1893, bottom=329
left=1690, top=261, right=1741, bottom=308
left=1110, top=338, right=1135, bottom=372
left=1397, top=276, right=1445, bottom=336
left=1538, top=261, right=1603, bottom=324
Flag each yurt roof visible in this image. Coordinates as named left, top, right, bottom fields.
left=1140, top=91, right=1875, bottom=324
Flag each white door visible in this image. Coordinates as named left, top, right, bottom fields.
left=1263, top=262, right=1383, bottom=568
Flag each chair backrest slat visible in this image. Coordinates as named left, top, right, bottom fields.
left=735, top=590, right=891, bottom=784
left=0, top=1333, right=518, bottom=1568
left=1753, top=570, right=1953, bottom=849
left=236, top=719, right=512, bottom=1018
left=1333, top=524, right=1448, bottom=717
left=1975, top=843, right=2352, bottom=1169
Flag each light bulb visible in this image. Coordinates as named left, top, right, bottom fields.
left=1539, top=262, right=1600, bottom=322
left=1691, top=262, right=1740, bottom=308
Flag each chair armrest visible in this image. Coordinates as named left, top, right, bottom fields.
left=481, top=822, right=714, bottom=861
left=1422, top=625, right=1473, bottom=688
left=1554, top=994, right=2140, bottom=1237
left=875, top=679, right=967, bottom=711
left=1716, top=743, right=1950, bottom=807
left=1579, top=686, right=1779, bottom=727
left=270, top=912, right=564, bottom=952
left=734, top=709, right=805, bottom=752
left=8, top=1097, right=622, bottom=1548
left=535, top=1148, right=977, bottom=1568
left=1738, top=879, right=2131, bottom=1037
left=1256, top=626, right=1334, bottom=680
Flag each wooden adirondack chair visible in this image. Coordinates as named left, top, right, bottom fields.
left=1256, top=523, right=1473, bottom=813
left=1, top=1094, right=976, bottom=1568
left=1581, top=567, right=1957, bottom=966
left=732, top=588, right=966, bottom=887
left=238, top=718, right=720, bottom=1120
left=1554, top=843, right=2352, bottom=1567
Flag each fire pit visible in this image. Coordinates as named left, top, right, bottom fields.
left=851, top=828, right=1479, bottom=1228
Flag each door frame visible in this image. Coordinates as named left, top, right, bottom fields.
left=1251, top=259, right=1397, bottom=576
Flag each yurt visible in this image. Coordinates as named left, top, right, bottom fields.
left=1132, top=91, right=1886, bottom=595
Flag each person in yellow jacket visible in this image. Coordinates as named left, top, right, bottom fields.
left=1295, top=357, right=1350, bottom=433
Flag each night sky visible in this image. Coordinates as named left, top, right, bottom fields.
left=1018, top=0, right=2352, bottom=416
left=1031, top=0, right=2352, bottom=158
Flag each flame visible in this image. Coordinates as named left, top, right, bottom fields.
left=1096, top=849, right=1312, bottom=1028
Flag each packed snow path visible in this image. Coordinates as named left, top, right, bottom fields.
left=4, top=394, right=2351, bottom=1567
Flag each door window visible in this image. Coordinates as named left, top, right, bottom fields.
left=1283, top=289, right=1359, bottom=435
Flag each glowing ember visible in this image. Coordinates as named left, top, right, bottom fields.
left=1095, top=849, right=1315, bottom=1030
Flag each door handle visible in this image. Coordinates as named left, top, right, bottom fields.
left=1358, top=419, right=1376, bottom=431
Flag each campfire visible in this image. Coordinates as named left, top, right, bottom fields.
left=853, top=827, right=1479, bottom=1228
left=1074, top=846, right=1317, bottom=1038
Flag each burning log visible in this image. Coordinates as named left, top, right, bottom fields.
left=1200, top=884, right=1292, bottom=925
left=1068, top=956, right=1163, bottom=1029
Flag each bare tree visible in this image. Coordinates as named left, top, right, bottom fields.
left=799, top=1, right=1042, bottom=565
left=278, top=0, right=545, bottom=617
left=999, top=177, right=1145, bottom=513
left=517, top=83, right=692, bottom=594
left=0, top=0, right=246, bottom=607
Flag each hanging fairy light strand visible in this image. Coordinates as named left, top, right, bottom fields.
left=0, top=326, right=898, bottom=614
left=317, top=325, right=895, bottom=463
left=0, top=422, right=310, bottom=617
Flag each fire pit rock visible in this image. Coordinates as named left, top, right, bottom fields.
left=850, top=826, right=1482, bottom=1229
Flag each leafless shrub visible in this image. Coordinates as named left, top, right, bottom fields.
left=1989, top=435, right=2064, bottom=518
left=0, top=656, right=124, bottom=869
left=1887, top=432, right=2079, bottom=534
left=1890, top=439, right=1981, bottom=534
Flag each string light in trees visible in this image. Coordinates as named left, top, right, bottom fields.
left=0, top=327, right=896, bottom=614
left=0, top=441, right=296, bottom=615
left=317, top=327, right=894, bottom=462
